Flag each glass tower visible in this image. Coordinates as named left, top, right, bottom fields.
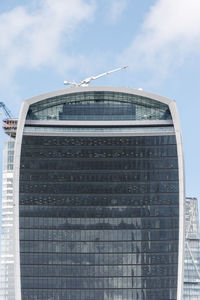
left=0, top=138, right=15, bottom=300
left=184, top=197, right=200, bottom=299
left=3, top=87, right=185, bottom=300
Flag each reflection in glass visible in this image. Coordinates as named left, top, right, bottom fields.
left=19, top=135, right=178, bottom=300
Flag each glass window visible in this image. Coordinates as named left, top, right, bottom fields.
left=26, top=91, right=172, bottom=121
left=19, top=135, right=178, bottom=299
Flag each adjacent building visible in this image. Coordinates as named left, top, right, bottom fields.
left=0, top=138, right=15, bottom=300
left=184, top=197, right=200, bottom=299
left=1, top=87, right=185, bottom=299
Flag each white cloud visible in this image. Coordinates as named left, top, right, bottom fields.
left=119, top=0, right=200, bottom=80
left=0, top=0, right=96, bottom=85
left=109, top=0, right=129, bottom=23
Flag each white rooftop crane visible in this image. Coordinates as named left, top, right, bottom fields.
left=64, top=66, right=128, bottom=87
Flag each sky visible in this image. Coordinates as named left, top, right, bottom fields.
left=0, top=0, right=200, bottom=206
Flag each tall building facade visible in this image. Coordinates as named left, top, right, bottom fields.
left=2, top=87, right=184, bottom=299
left=184, top=197, right=200, bottom=299
left=0, top=139, right=15, bottom=300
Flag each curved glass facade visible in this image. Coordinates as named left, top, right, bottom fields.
left=7, top=88, right=183, bottom=300
left=26, top=91, right=172, bottom=121
left=19, top=134, right=179, bottom=300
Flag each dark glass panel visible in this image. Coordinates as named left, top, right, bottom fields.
left=19, top=135, right=179, bottom=300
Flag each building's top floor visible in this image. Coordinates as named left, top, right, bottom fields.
left=3, top=87, right=179, bottom=137
left=26, top=88, right=172, bottom=122
left=3, top=118, right=18, bottom=138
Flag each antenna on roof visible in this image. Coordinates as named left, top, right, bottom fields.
left=64, top=66, right=128, bottom=88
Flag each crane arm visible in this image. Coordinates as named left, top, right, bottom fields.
left=64, top=66, right=128, bottom=87
left=80, top=66, right=128, bottom=85
left=92, top=66, right=128, bottom=80
left=0, top=102, right=13, bottom=118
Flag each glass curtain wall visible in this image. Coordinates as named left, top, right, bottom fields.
left=184, top=197, right=200, bottom=299
left=0, top=139, right=15, bottom=300
left=19, top=134, right=179, bottom=300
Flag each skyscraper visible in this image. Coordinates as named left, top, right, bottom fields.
left=184, top=197, right=200, bottom=299
left=0, top=138, right=15, bottom=300
left=1, top=87, right=184, bottom=299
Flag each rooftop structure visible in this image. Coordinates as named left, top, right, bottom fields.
left=3, top=119, right=18, bottom=138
